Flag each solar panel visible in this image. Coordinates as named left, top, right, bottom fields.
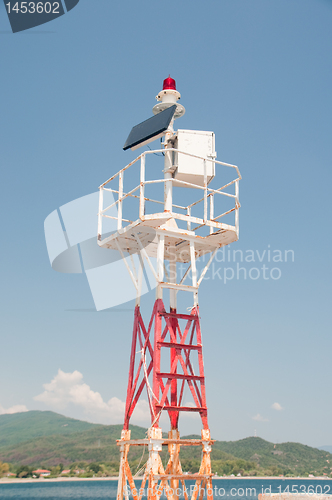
left=123, top=105, right=176, bottom=151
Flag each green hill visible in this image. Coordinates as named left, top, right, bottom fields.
left=1, top=411, right=331, bottom=477
left=213, top=437, right=332, bottom=476
left=0, top=411, right=96, bottom=448
left=0, top=421, right=147, bottom=468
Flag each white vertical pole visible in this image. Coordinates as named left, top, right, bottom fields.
left=163, top=122, right=174, bottom=307
left=169, top=244, right=177, bottom=310
left=156, top=234, right=165, bottom=300
left=209, top=194, right=214, bottom=234
left=203, top=159, right=207, bottom=223
left=190, top=241, right=198, bottom=306
left=187, top=206, right=191, bottom=231
left=235, top=179, right=239, bottom=238
left=164, top=120, right=174, bottom=213
left=140, top=154, right=145, bottom=220
left=118, top=171, right=123, bottom=231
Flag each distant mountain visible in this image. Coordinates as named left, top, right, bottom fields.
left=0, top=420, right=147, bottom=467
left=0, top=410, right=96, bottom=448
left=213, top=437, right=332, bottom=475
left=1, top=411, right=332, bottom=477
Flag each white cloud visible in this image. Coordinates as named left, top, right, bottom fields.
left=0, top=404, right=28, bottom=415
left=252, top=413, right=269, bottom=422
left=34, top=369, right=150, bottom=425
left=271, top=402, right=283, bottom=411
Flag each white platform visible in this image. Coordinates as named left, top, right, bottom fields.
left=98, top=214, right=238, bottom=263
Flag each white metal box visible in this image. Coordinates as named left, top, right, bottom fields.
left=173, top=129, right=216, bottom=187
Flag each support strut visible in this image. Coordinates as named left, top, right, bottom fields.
left=118, top=299, right=213, bottom=500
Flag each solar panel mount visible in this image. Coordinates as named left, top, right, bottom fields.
left=123, top=105, right=177, bottom=151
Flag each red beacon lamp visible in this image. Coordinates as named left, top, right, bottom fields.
left=163, top=76, right=176, bottom=90
left=153, top=75, right=186, bottom=119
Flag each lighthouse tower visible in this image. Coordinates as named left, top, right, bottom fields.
left=97, top=77, right=241, bottom=500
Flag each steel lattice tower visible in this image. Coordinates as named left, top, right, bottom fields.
left=97, top=77, right=241, bottom=500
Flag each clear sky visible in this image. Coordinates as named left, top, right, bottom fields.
left=0, top=0, right=331, bottom=448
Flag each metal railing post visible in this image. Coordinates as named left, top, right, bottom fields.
left=140, top=154, right=145, bottom=220
left=209, top=194, right=214, bottom=234
left=203, top=159, right=207, bottom=223
left=235, top=179, right=239, bottom=237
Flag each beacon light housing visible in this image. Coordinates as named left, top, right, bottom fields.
left=153, top=76, right=185, bottom=119
left=123, top=104, right=176, bottom=151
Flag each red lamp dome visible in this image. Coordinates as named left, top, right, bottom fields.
left=163, top=76, right=176, bottom=91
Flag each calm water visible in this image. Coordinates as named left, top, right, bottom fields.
left=0, top=479, right=331, bottom=500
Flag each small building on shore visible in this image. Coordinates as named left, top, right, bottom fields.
left=33, top=469, right=51, bottom=477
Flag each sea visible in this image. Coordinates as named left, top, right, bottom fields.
left=0, top=479, right=331, bottom=500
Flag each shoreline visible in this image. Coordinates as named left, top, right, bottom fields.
left=1, top=476, right=331, bottom=485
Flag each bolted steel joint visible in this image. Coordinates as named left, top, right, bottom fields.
left=202, top=442, right=212, bottom=453
left=149, top=439, right=163, bottom=452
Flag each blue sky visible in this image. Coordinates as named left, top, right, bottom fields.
left=0, top=0, right=331, bottom=448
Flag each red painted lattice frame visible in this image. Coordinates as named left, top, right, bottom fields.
left=123, top=299, right=208, bottom=430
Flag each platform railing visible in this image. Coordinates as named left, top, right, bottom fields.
left=98, top=149, right=241, bottom=243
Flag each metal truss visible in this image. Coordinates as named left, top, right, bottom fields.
left=98, top=124, right=241, bottom=500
